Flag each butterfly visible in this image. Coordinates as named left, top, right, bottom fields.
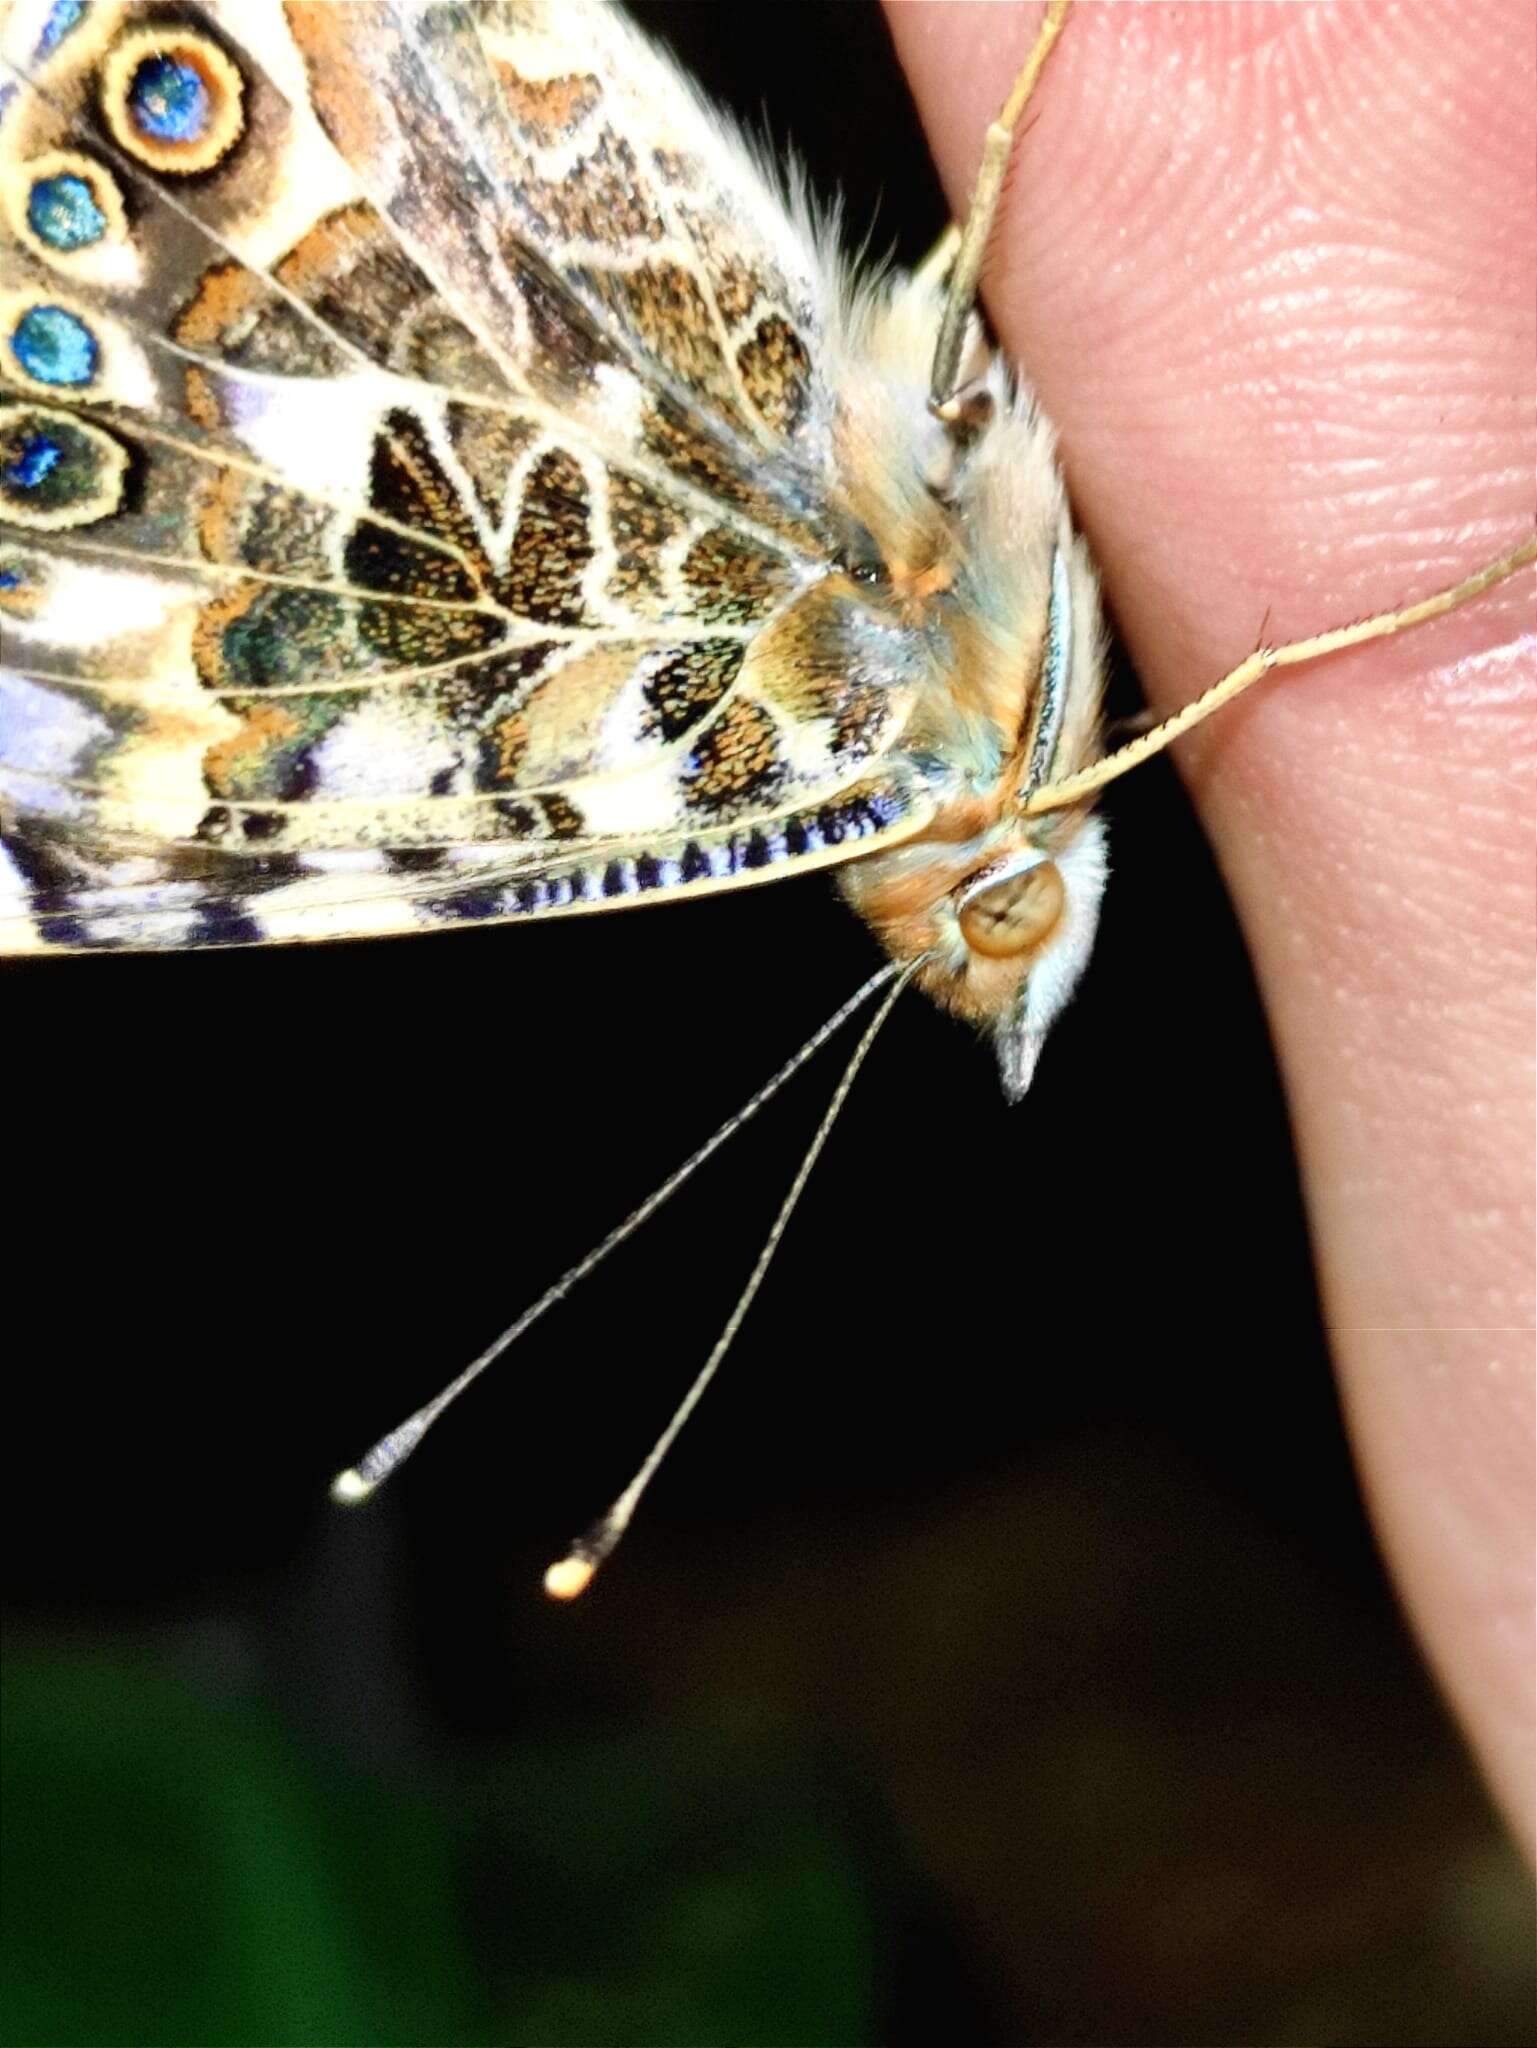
left=3, top=0, right=1531, bottom=1587
left=2, top=0, right=1529, bottom=1051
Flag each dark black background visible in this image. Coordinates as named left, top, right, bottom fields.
left=4, top=6, right=1530, bottom=2045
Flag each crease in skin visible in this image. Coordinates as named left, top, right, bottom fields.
left=1428, top=636, right=1537, bottom=713
left=1452, top=657, right=1537, bottom=721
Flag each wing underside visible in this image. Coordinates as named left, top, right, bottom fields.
left=0, top=0, right=930, bottom=953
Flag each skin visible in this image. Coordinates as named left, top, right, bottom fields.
left=886, top=0, right=1535, bottom=1853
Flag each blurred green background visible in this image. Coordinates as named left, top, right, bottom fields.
left=5, top=4, right=1532, bottom=2045
left=6, top=1409, right=1532, bottom=2045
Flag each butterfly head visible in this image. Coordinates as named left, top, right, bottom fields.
left=961, top=821, right=1108, bottom=1099
left=839, top=798, right=1107, bottom=1100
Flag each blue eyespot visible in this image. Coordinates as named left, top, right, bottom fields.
left=10, top=304, right=98, bottom=386
left=0, top=568, right=23, bottom=589
left=4, top=433, right=64, bottom=490
left=35, top=0, right=87, bottom=58
left=0, top=412, right=126, bottom=529
left=26, top=173, right=107, bottom=251
left=127, top=54, right=209, bottom=142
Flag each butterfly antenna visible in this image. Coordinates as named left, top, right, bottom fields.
left=1022, top=536, right=1537, bottom=815
left=329, top=959, right=907, bottom=1506
left=544, top=956, right=924, bottom=1601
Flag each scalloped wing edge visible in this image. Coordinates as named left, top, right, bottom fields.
left=0, top=766, right=930, bottom=953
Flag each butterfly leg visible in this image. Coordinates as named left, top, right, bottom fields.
left=1022, top=534, right=1537, bottom=816
left=928, top=0, right=1073, bottom=413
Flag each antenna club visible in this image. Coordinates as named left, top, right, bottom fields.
left=544, top=1553, right=597, bottom=1601
left=329, top=1467, right=377, bottom=1506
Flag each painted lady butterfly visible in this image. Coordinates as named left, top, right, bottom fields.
left=3, top=0, right=1529, bottom=1587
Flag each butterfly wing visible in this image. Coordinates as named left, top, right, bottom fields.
left=0, top=0, right=934, bottom=952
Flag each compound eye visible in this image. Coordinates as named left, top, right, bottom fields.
left=958, top=860, right=1065, bottom=959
